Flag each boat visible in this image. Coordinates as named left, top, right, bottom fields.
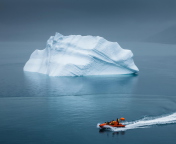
left=99, top=118, right=126, bottom=129
left=99, top=123, right=125, bottom=128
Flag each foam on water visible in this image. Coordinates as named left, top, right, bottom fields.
left=97, top=113, right=176, bottom=131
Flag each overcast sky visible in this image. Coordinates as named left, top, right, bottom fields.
left=0, top=0, right=176, bottom=43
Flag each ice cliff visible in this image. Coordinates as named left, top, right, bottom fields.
left=23, top=33, right=139, bottom=76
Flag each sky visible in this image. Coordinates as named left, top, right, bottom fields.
left=0, top=0, right=176, bottom=43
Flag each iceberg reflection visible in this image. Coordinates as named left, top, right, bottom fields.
left=24, top=72, right=138, bottom=97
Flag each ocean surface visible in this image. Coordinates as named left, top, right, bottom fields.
left=0, top=42, right=176, bottom=144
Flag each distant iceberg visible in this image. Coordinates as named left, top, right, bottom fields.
left=24, top=33, right=139, bottom=76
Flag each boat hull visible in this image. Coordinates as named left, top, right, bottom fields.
left=99, top=123, right=125, bottom=128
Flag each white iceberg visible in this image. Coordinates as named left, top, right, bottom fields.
left=24, top=33, right=139, bottom=76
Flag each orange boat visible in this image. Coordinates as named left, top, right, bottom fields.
left=99, top=118, right=126, bottom=128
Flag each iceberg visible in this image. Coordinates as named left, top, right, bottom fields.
left=24, top=33, right=139, bottom=76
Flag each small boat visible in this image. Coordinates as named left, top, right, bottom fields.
left=99, top=123, right=125, bottom=128
left=99, top=118, right=126, bottom=129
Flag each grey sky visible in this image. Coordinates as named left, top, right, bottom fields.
left=0, top=0, right=176, bottom=43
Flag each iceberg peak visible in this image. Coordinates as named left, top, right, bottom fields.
left=24, top=33, right=139, bottom=76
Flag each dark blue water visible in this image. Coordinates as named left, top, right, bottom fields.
left=0, top=42, right=176, bottom=144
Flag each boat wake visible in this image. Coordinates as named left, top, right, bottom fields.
left=97, top=112, right=176, bottom=132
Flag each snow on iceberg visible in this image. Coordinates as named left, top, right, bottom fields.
left=23, top=33, right=139, bottom=76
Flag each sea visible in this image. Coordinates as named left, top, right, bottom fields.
left=0, top=42, right=176, bottom=144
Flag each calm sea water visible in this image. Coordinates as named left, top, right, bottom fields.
left=0, top=42, right=176, bottom=144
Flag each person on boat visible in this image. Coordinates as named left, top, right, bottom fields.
left=105, top=122, right=109, bottom=125
left=109, top=120, right=114, bottom=125
left=116, top=118, right=120, bottom=125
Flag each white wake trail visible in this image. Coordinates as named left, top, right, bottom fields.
left=97, top=113, right=176, bottom=132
